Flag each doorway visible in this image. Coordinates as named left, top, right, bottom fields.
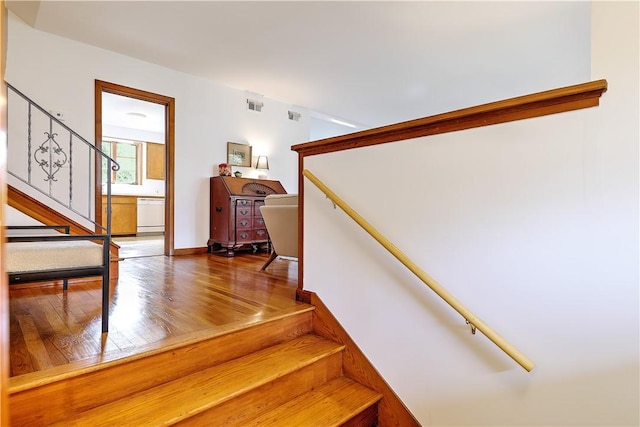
left=94, top=81, right=175, bottom=256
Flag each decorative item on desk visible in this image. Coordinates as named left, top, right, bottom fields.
left=256, top=155, right=269, bottom=179
left=218, top=163, right=232, bottom=176
left=234, top=171, right=242, bottom=178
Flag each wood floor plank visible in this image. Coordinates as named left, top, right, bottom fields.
left=9, top=252, right=299, bottom=376
left=16, top=315, right=55, bottom=372
left=37, top=293, right=101, bottom=362
left=10, top=295, right=68, bottom=375
left=19, top=288, right=72, bottom=370
left=9, top=308, right=33, bottom=376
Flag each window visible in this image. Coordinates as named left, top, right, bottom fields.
left=102, top=139, right=142, bottom=185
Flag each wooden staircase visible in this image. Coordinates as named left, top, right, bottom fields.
left=7, top=184, right=122, bottom=279
left=8, top=304, right=404, bottom=426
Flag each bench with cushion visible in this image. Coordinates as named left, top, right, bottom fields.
left=6, top=225, right=111, bottom=333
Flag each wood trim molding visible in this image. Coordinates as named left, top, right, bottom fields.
left=7, top=185, right=121, bottom=255
left=292, top=79, right=608, bottom=157
left=298, top=290, right=420, bottom=426
left=173, top=247, right=208, bottom=256
left=9, top=185, right=97, bottom=235
left=165, top=96, right=176, bottom=256
left=0, top=1, right=9, bottom=423
left=297, top=154, right=305, bottom=289
left=94, top=81, right=103, bottom=233
left=94, top=80, right=176, bottom=257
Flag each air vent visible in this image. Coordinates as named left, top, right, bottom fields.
left=247, top=99, right=264, bottom=112
left=288, top=110, right=301, bottom=121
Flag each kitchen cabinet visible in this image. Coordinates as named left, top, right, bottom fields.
left=102, top=195, right=137, bottom=235
left=146, top=142, right=165, bottom=180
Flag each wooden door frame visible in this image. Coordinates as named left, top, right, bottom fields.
left=94, top=80, right=175, bottom=256
left=0, top=1, right=9, bottom=422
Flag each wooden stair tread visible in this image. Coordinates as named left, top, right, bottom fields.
left=9, top=303, right=315, bottom=394
left=57, top=335, right=344, bottom=426
left=245, top=377, right=382, bottom=427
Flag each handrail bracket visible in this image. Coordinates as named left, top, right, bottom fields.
left=465, top=319, right=477, bottom=335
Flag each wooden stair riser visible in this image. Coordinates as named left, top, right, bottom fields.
left=176, top=351, right=343, bottom=426
left=55, top=335, right=344, bottom=426
left=341, top=403, right=379, bottom=427
left=243, top=377, right=382, bottom=427
left=9, top=310, right=313, bottom=426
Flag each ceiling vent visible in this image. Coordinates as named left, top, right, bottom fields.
left=247, top=98, right=264, bottom=112
left=288, top=111, right=301, bottom=121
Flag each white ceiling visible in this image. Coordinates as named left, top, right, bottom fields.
left=102, top=92, right=165, bottom=134
left=7, top=1, right=591, bottom=132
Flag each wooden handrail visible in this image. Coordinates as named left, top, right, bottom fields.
left=303, top=169, right=535, bottom=372
left=292, top=79, right=607, bottom=157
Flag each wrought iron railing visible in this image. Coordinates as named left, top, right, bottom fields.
left=6, top=83, right=119, bottom=235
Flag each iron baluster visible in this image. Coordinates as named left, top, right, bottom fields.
left=48, top=117, right=52, bottom=195
left=88, top=146, right=91, bottom=219
left=27, top=103, right=32, bottom=184
left=69, top=133, right=73, bottom=209
left=33, top=117, right=68, bottom=185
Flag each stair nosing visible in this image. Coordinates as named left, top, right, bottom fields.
left=61, top=334, right=345, bottom=426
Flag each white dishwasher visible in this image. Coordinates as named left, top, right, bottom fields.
left=137, top=198, right=165, bottom=234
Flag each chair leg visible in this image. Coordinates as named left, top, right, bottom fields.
left=260, top=251, right=278, bottom=271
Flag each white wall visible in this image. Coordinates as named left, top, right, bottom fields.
left=5, top=13, right=310, bottom=249
left=303, top=2, right=638, bottom=425
left=6, top=206, right=42, bottom=226
left=309, top=116, right=362, bottom=141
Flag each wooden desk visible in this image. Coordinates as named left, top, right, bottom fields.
left=208, top=176, right=286, bottom=256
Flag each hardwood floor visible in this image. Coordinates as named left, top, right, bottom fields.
left=113, top=234, right=164, bottom=258
left=8, top=252, right=302, bottom=377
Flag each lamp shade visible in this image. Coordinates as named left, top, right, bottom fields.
left=256, top=155, right=269, bottom=170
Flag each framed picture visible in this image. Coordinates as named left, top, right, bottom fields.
left=227, top=142, right=252, bottom=167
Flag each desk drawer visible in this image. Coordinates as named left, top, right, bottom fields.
left=254, top=201, right=265, bottom=216
left=236, top=206, right=253, bottom=218
left=237, top=230, right=252, bottom=242
left=254, top=229, right=268, bottom=241
left=236, top=218, right=252, bottom=229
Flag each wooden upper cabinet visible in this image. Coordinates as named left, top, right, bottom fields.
left=146, top=143, right=165, bottom=180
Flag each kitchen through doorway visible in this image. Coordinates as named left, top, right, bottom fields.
left=95, top=80, right=176, bottom=256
